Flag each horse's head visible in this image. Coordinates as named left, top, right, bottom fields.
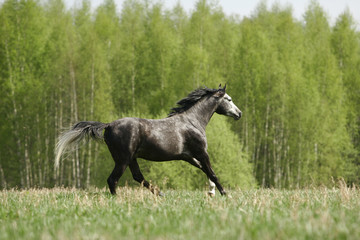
left=214, top=85, right=242, bottom=120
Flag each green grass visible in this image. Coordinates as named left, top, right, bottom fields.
left=1, top=184, right=359, bottom=240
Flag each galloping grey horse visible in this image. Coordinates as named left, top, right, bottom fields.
left=55, top=85, right=242, bottom=196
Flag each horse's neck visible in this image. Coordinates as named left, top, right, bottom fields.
left=186, top=98, right=218, bottom=131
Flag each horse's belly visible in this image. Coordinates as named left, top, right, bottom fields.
left=135, top=141, right=183, bottom=161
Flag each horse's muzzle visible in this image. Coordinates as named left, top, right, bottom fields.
left=234, top=111, right=242, bottom=120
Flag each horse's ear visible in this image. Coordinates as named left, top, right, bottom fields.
left=218, top=84, right=226, bottom=92
left=215, top=84, right=225, bottom=98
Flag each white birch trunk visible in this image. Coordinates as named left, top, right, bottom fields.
left=262, top=103, right=270, bottom=187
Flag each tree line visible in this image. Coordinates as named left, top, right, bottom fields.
left=0, top=0, right=359, bottom=189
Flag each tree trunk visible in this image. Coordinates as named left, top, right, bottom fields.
left=70, top=60, right=80, bottom=188
left=252, top=101, right=257, bottom=176
left=36, top=114, right=43, bottom=187
left=0, top=163, right=7, bottom=189
left=60, top=76, right=65, bottom=186
left=244, top=92, right=248, bottom=153
left=44, top=100, right=50, bottom=187
left=24, top=136, right=31, bottom=188
left=86, top=59, right=96, bottom=187
left=131, top=66, right=136, bottom=112
left=297, top=131, right=302, bottom=188
left=262, top=103, right=270, bottom=187
left=272, top=120, right=277, bottom=187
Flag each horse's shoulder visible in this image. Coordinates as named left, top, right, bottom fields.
left=183, top=125, right=206, bottom=142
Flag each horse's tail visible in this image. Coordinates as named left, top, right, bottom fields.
left=55, top=121, right=108, bottom=169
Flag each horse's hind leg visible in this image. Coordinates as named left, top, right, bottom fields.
left=129, top=159, right=163, bottom=196
left=106, top=147, right=130, bottom=195
left=107, top=162, right=128, bottom=195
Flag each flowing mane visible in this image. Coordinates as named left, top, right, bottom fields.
left=168, top=87, right=218, bottom=117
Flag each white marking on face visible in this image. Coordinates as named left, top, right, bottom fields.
left=224, top=93, right=240, bottom=117
left=224, top=94, right=232, bottom=102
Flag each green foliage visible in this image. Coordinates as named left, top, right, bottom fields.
left=331, top=11, right=360, bottom=184
left=302, top=2, right=352, bottom=185
left=0, top=0, right=359, bottom=189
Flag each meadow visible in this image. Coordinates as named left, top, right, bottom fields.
left=1, top=182, right=359, bottom=240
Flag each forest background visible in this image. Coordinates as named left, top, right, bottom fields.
left=0, top=0, right=359, bottom=190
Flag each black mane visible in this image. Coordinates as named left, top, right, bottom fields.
left=168, top=87, right=218, bottom=117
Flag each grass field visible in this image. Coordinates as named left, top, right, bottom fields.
left=1, top=183, right=359, bottom=240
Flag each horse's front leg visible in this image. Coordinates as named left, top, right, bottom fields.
left=196, top=153, right=226, bottom=196
left=186, top=158, right=216, bottom=196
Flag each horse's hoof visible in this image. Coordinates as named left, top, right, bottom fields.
left=158, top=191, right=165, bottom=197
left=208, top=192, right=215, bottom=197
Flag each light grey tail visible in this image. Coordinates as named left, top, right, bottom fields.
left=55, top=121, right=107, bottom=169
